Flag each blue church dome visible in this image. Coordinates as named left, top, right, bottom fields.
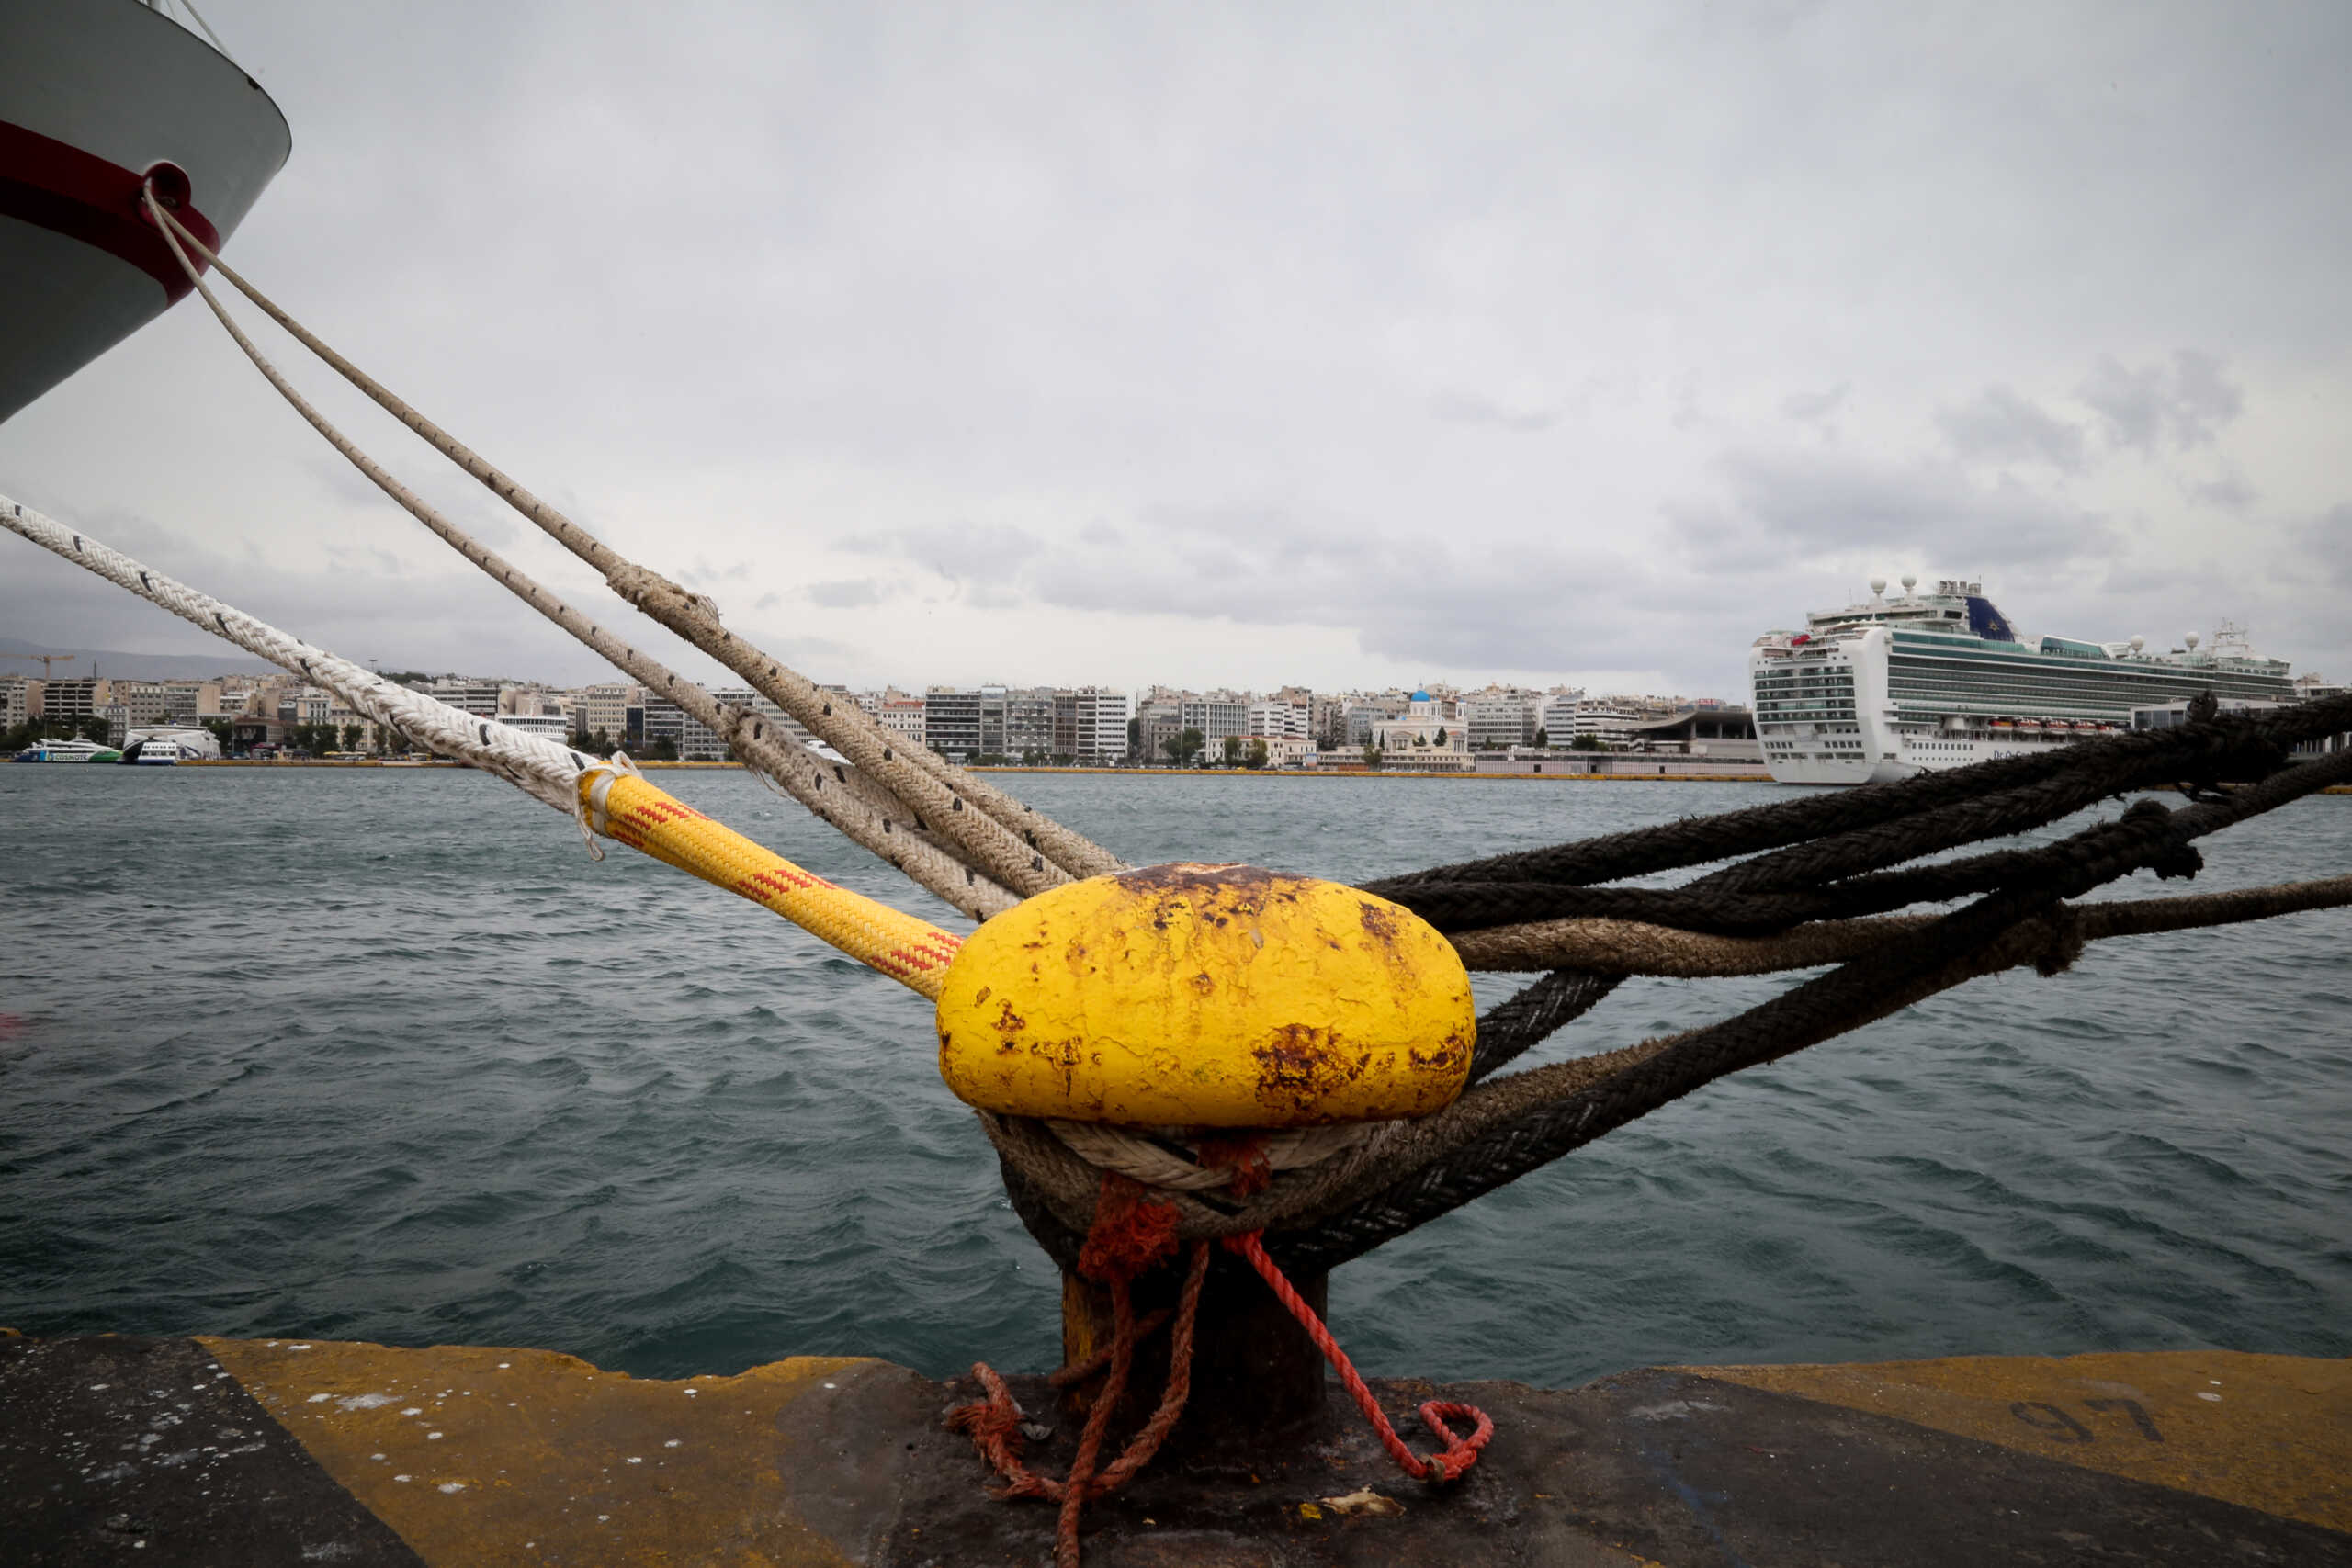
left=1410, top=689, right=1430, bottom=702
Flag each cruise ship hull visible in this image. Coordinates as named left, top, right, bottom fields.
left=1753, top=614, right=2299, bottom=786
left=0, top=1, right=290, bottom=425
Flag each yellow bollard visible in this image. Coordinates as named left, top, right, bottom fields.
left=935, top=863, right=1476, bottom=1128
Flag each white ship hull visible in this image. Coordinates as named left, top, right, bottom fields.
left=0, top=1, right=290, bottom=424
left=1752, top=589, right=2298, bottom=787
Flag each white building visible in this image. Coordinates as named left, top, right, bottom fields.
left=1371, top=690, right=1469, bottom=761
left=1057, top=688, right=1132, bottom=762
left=1261, top=735, right=1318, bottom=768
left=1180, top=697, right=1250, bottom=741
left=876, top=695, right=926, bottom=745
left=1464, top=691, right=1538, bottom=751
left=426, top=677, right=503, bottom=717
left=1248, top=700, right=1312, bottom=741
left=571, top=684, right=640, bottom=747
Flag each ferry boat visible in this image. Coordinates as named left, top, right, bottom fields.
left=0, top=0, right=290, bottom=423
left=1750, top=575, right=2299, bottom=784
left=13, top=738, right=122, bottom=762
left=121, top=725, right=222, bottom=762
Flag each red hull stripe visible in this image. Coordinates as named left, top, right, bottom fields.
left=0, top=119, right=221, bottom=301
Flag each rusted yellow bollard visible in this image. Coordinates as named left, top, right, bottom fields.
left=936, top=863, right=1477, bottom=1439
left=935, top=863, right=1476, bottom=1127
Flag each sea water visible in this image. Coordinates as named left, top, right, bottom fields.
left=2, top=766, right=2346, bottom=1385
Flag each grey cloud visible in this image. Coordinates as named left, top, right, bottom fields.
left=846, top=524, right=1042, bottom=589
left=1781, top=383, right=1849, bottom=434
left=804, top=578, right=888, bottom=608
left=1672, top=447, right=2114, bottom=570
left=2183, top=467, right=2259, bottom=513
left=1430, top=392, right=1558, bottom=434
left=2302, top=504, right=2352, bottom=588
left=1936, top=385, right=2086, bottom=471
left=2078, top=351, right=2246, bottom=452
left=854, top=502, right=1679, bottom=675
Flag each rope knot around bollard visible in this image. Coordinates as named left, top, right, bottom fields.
left=949, top=1171, right=1212, bottom=1568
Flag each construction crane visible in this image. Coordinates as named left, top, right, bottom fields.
left=0, top=653, right=80, bottom=677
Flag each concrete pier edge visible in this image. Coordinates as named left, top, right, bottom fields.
left=4, top=1332, right=2346, bottom=1565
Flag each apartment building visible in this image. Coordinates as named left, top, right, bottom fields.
left=641, top=695, right=690, bottom=758
left=1005, top=688, right=1057, bottom=759
left=1132, top=692, right=1183, bottom=762
left=572, top=683, right=641, bottom=746
left=1247, top=699, right=1312, bottom=741
left=1464, top=691, right=1540, bottom=751
left=923, top=687, right=985, bottom=760
left=1179, top=696, right=1250, bottom=742
left=1054, top=687, right=1132, bottom=762
left=1342, top=694, right=1408, bottom=745
left=106, top=679, right=175, bottom=728
left=37, top=678, right=104, bottom=722
left=277, top=686, right=334, bottom=725
left=425, top=677, right=503, bottom=718
left=0, top=677, right=30, bottom=730
left=876, top=694, right=925, bottom=745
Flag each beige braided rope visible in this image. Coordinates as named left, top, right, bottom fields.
left=151, top=206, right=1121, bottom=893
left=1042, top=1120, right=1382, bottom=1192
left=1447, top=877, right=2352, bottom=976
left=146, top=193, right=1018, bottom=921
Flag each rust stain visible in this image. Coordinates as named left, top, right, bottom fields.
left=1357, top=900, right=1402, bottom=946
left=1410, top=1031, right=1471, bottom=1073
left=1250, top=1024, right=1363, bottom=1117
left=994, top=998, right=1027, bottom=1035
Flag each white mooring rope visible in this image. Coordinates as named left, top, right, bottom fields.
left=0, top=495, right=594, bottom=814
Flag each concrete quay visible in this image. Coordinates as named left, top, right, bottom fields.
left=5, top=1334, right=2345, bottom=1564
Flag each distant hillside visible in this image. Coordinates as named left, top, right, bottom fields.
left=0, top=633, right=277, bottom=681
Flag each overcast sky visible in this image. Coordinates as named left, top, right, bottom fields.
left=4, top=0, right=2346, bottom=700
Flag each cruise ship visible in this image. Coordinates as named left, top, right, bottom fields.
left=1750, top=575, right=2298, bottom=784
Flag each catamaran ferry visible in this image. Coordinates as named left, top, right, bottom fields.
left=1750, top=575, right=2298, bottom=784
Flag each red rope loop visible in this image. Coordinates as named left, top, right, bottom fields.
left=1220, top=1230, right=1494, bottom=1484
left=947, top=1173, right=1212, bottom=1566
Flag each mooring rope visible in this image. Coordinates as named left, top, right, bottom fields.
left=0, top=497, right=969, bottom=998
left=147, top=200, right=1122, bottom=895
left=1374, top=700, right=2342, bottom=907
left=141, top=191, right=1022, bottom=920
left=1, top=498, right=591, bottom=811
left=1450, top=874, right=2352, bottom=976
left=986, top=783, right=2352, bottom=1264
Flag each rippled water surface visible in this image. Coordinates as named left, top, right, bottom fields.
left=3, top=766, right=2347, bottom=1385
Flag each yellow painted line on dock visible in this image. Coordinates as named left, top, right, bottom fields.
left=201, top=1337, right=875, bottom=1566
left=1702, top=1349, right=2352, bottom=1531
